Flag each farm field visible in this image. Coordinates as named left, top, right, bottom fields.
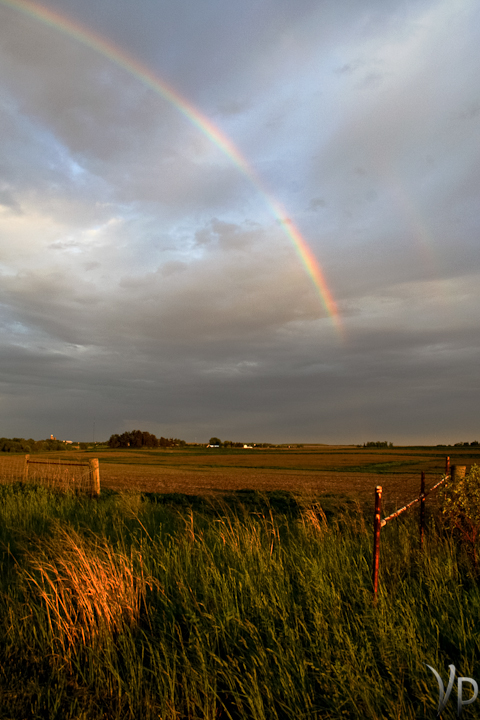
left=6, top=443, right=479, bottom=507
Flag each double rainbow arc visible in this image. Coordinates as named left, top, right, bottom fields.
left=0, top=0, right=342, bottom=333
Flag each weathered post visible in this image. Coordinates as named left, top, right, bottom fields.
left=445, top=456, right=450, bottom=477
left=89, top=458, right=100, bottom=498
left=419, top=471, right=426, bottom=548
left=451, top=465, right=466, bottom=483
left=372, top=485, right=382, bottom=601
left=24, top=454, right=29, bottom=482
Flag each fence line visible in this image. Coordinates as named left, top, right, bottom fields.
left=380, top=474, right=448, bottom=528
left=24, top=455, right=100, bottom=497
left=25, top=461, right=90, bottom=467
left=372, top=456, right=464, bottom=600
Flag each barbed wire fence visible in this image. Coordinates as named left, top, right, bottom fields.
left=372, top=456, right=465, bottom=600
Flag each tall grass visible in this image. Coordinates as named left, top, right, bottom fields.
left=0, top=483, right=478, bottom=719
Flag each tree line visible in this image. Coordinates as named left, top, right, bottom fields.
left=208, top=437, right=273, bottom=448
left=0, top=437, right=87, bottom=454
left=108, top=430, right=186, bottom=448
left=363, top=441, right=394, bottom=448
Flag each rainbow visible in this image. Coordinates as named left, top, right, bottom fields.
left=0, top=0, right=342, bottom=332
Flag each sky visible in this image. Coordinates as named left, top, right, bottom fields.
left=0, top=0, right=479, bottom=445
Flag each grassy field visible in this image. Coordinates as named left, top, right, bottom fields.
left=1, top=482, right=479, bottom=719
left=0, top=446, right=479, bottom=718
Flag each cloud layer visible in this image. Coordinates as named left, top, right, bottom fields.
left=0, top=0, right=479, bottom=443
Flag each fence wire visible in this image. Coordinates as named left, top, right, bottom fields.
left=0, top=455, right=25, bottom=484
left=380, top=475, right=448, bottom=528
left=0, top=455, right=94, bottom=494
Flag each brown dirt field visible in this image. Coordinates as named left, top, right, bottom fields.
left=97, top=467, right=430, bottom=514
left=51, top=445, right=480, bottom=508
left=2, top=445, right=479, bottom=513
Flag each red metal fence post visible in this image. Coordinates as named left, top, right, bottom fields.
left=419, top=471, right=425, bottom=548
left=375, top=468, right=450, bottom=599
left=372, top=485, right=382, bottom=600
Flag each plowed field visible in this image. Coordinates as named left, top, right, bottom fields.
left=69, top=444, right=480, bottom=509
left=3, top=444, right=479, bottom=511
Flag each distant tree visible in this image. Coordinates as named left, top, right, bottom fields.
left=0, top=436, right=72, bottom=453
left=208, top=437, right=221, bottom=446
left=142, top=431, right=157, bottom=447
left=108, top=430, right=185, bottom=449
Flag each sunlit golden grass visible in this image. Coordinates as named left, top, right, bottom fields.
left=22, top=525, right=157, bottom=654
left=212, top=505, right=280, bottom=556
left=298, top=501, right=330, bottom=537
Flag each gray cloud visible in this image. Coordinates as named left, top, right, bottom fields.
left=0, top=0, right=479, bottom=443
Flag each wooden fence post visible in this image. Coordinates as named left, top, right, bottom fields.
left=451, top=465, right=466, bottom=483
left=372, top=485, right=382, bottom=600
left=24, top=455, right=29, bottom=482
left=89, top=458, right=100, bottom=498
left=445, top=456, right=450, bottom=476
left=419, top=471, right=425, bottom=548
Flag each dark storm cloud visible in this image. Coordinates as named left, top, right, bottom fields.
left=0, top=0, right=479, bottom=443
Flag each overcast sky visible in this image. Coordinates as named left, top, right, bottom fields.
left=0, top=0, right=479, bottom=444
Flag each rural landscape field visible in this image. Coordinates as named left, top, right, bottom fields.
left=2, top=444, right=480, bottom=719
left=13, top=442, right=480, bottom=506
